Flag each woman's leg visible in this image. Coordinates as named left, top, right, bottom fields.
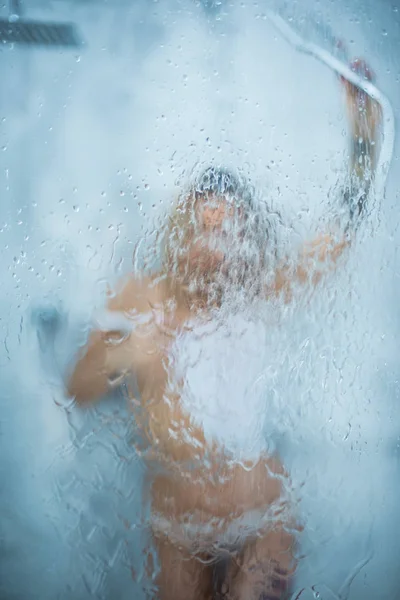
left=154, top=533, right=214, bottom=600
left=220, top=525, right=296, bottom=600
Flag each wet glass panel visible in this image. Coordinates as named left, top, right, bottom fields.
left=0, top=1, right=399, bottom=600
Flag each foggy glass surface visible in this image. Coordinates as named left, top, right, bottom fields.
left=0, top=1, right=399, bottom=599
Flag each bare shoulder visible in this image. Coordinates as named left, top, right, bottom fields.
left=107, top=273, right=165, bottom=313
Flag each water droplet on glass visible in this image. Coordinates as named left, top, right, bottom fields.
left=144, top=183, right=150, bottom=190
left=73, top=205, right=79, bottom=212
left=382, top=29, right=388, bottom=36
left=108, top=371, right=125, bottom=386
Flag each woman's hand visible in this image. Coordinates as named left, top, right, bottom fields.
left=340, top=58, right=381, bottom=143
left=340, top=58, right=382, bottom=183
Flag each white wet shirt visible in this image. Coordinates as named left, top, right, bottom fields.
left=171, top=310, right=275, bottom=461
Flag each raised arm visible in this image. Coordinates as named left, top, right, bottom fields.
left=270, top=58, right=382, bottom=302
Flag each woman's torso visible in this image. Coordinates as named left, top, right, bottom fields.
left=124, top=281, right=285, bottom=520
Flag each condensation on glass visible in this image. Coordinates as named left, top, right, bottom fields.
left=0, top=1, right=399, bottom=600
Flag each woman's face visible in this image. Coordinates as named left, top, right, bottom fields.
left=196, top=195, right=236, bottom=234
left=182, top=192, right=265, bottom=294
left=191, top=194, right=242, bottom=273
left=175, top=192, right=265, bottom=296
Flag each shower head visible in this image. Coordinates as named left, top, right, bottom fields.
left=0, top=19, right=82, bottom=47
left=0, top=0, right=83, bottom=48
